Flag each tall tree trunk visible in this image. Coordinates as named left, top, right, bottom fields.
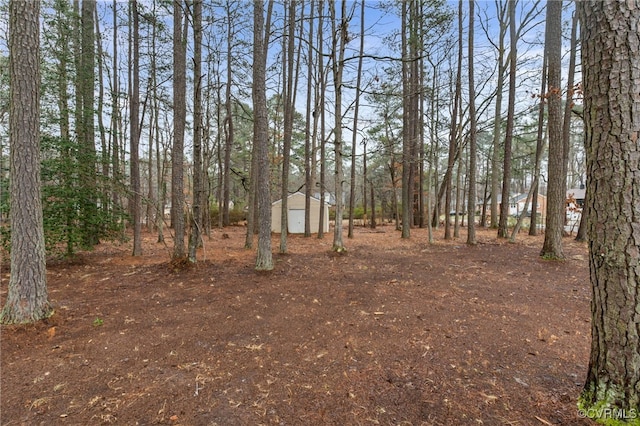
left=330, top=0, right=347, bottom=252
left=111, top=0, right=121, bottom=220
left=497, top=0, right=517, bottom=239
left=216, top=82, right=224, bottom=229
left=151, top=0, right=165, bottom=243
left=578, top=0, right=640, bottom=418
left=529, top=54, right=547, bottom=236
left=189, top=0, right=203, bottom=263
left=317, top=4, right=326, bottom=239
left=254, top=0, right=274, bottom=270
left=304, top=0, right=314, bottom=237
left=559, top=9, right=579, bottom=241
left=561, top=11, right=578, bottom=232
left=130, top=0, right=142, bottom=256
left=409, top=2, right=420, bottom=230
left=401, top=0, right=412, bottom=238
left=146, top=95, right=155, bottom=233
left=172, top=0, right=187, bottom=260
left=80, top=0, right=98, bottom=247
left=223, top=0, right=234, bottom=227
left=53, top=0, right=74, bottom=255
left=54, top=0, right=71, bottom=142
left=95, top=8, right=109, bottom=221
left=348, top=0, right=365, bottom=239
left=417, top=30, right=425, bottom=230
left=454, top=144, right=462, bottom=238
left=1, top=0, right=52, bottom=324
left=490, top=0, right=508, bottom=229
left=540, top=0, right=564, bottom=259
left=280, top=0, right=296, bottom=253
left=439, top=1, right=462, bottom=239
left=466, top=0, right=477, bottom=245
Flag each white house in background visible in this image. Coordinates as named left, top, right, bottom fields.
left=507, top=193, right=547, bottom=217
left=271, top=192, right=329, bottom=234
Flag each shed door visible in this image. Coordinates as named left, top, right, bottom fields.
left=288, top=209, right=305, bottom=233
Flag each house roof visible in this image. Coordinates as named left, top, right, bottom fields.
left=566, top=188, right=586, bottom=200
left=509, top=192, right=547, bottom=204
left=491, top=192, right=547, bottom=204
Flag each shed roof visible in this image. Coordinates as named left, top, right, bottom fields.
left=271, top=191, right=323, bottom=206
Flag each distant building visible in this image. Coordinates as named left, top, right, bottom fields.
left=566, top=186, right=586, bottom=230
left=271, top=192, right=329, bottom=234
left=566, top=186, right=586, bottom=207
left=508, top=193, right=547, bottom=217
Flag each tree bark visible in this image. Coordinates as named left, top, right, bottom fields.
left=497, top=0, right=516, bottom=239
left=442, top=0, right=462, bottom=240
left=222, top=1, right=234, bottom=228
left=317, top=3, right=326, bottom=239
left=94, top=7, right=109, bottom=223
left=1, top=0, right=53, bottom=324
left=540, top=0, right=564, bottom=259
left=130, top=0, right=142, bottom=256
left=80, top=0, right=98, bottom=247
left=348, top=0, right=365, bottom=239
left=188, top=0, right=203, bottom=263
left=529, top=53, right=547, bottom=236
left=111, top=0, right=121, bottom=220
left=172, top=0, right=187, bottom=260
left=280, top=0, right=296, bottom=253
left=466, top=0, right=477, bottom=245
left=303, top=0, right=314, bottom=238
left=330, top=0, right=347, bottom=252
left=578, top=1, right=640, bottom=418
left=489, top=0, right=508, bottom=230
left=401, top=0, right=412, bottom=239
left=254, top=0, right=274, bottom=271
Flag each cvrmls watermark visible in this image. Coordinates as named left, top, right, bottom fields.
left=578, top=407, right=638, bottom=421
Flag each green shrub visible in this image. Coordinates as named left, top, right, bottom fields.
left=1, top=135, right=127, bottom=257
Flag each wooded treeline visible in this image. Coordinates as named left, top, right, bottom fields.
left=0, top=0, right=585, bottom=267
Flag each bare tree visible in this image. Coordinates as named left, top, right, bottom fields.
left=529, top=53, right=547, bottom=236
left=330, top=0, right=348, bottom=252
left=111, top=0, right=121, bottom=217
left=434, top=0, right=462, bottom=240
left=303, top=0, right=315, bottom=237
left=222, top=0, right=235, bottom=227
left=487, top=0, right=508, bottom=229
left=497, top=0, right=517, bottom=239
left=466, top=0, right=477, bottom=245
left=1, top=0, right=52, bottom=324
left=317, top=2, right=327, bottom=239
left=348, top=0, right=365, bottom=239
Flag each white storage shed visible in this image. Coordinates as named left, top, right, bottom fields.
left=271, top=192, right=329, bottom=234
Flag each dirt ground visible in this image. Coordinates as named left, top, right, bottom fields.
left=1, top=224, right=594, bottom=425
